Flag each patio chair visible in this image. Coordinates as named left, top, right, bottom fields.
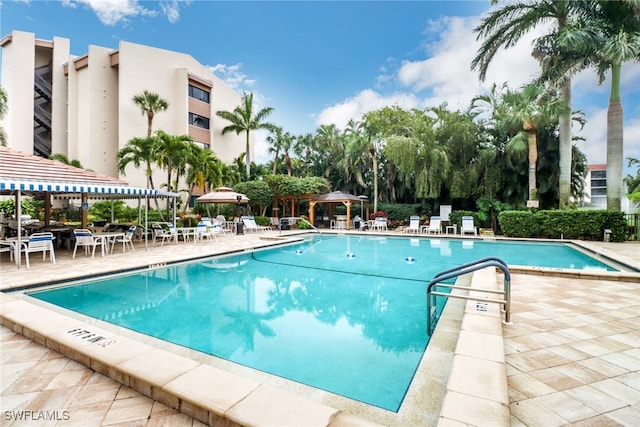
left=460, top=216, right=478, bottom=236
left=371, top=217, right=388, bottom=231
left=196, top=221, right=221, bottom=241
left=72, top=228, right=105, bottom=258
left=155, top=223, right=178, bottom=246
left=17, top=232, right=56, bottom=268
left=423, top=216, right=442, bottom=234
left=111, top=226, right=136, bottom=253
left=404, top=216, right=421, bottom=234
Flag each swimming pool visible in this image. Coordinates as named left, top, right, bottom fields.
left=28, top=235, right=617, bottom=412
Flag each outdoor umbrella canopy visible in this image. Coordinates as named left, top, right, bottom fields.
left=197, top=187, right=249, bottom=204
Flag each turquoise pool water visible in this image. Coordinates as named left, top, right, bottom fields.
left=28, top=235, right=615, bottom=412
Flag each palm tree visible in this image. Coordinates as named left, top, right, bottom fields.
left=184, top=144, right=223, bottom=212
left=154, top=131, right=193, bottom=209
left=0, top=85, right=7, bottom=146
left=117, top=135, right=163, bottom=216
left=216, top=92, right=275, bottom=177
left=532, top=1, right=640, bottom=210
left=266, top=127, right=286, bottom=174
left=594, top=1, right=640, bottom=210
left=472, top=0, right=594, bottom=209
left=493, top=83, right=568, bottom=201
left=132, top=90, right=169, bottom=137
left=49, top=153, right=83, bottom=169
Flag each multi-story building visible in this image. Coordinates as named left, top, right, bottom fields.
left=584, top=164, right=607, bottom=209
left=0, top=30, right=247, bottom=203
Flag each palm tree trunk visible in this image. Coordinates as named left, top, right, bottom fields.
left=245, top=130, right=251, bottom=178
left=558, top=81, right=572, bottom=208
left=147, top=162, right=164, bottom=220
left=606, top=64, right=623, bottom=211
left=527, top=130, right=538, bottom=201
left=372, top=153, right=379, bottom=212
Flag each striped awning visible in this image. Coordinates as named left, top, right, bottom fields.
left=0, top=146, right=177, bottom=198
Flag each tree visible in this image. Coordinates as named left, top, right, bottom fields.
left=472, top=82, right=568, bottom=202
left=117, top=135, right=163, bottom=217
left=154, top=131, right=193, bottom=209
left=472, top=0, right=594, bottom=209
left=49, top=153, right=83, bottom=169
left=0, top=85, right=7, bottom=146
left=594, top=1, right=640, bottom=210
left=216, top=92, right=276, bottom=177
left=132, top=90, right=169, bottom=137
left=184, top=144, right=223, bottom=212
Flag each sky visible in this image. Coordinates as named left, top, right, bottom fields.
left=1, top=0, right=639, bottom=176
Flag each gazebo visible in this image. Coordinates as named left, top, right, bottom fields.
left=308, top=191, right=369, bottom=230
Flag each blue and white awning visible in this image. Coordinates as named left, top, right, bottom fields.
left=0, top=179, right=178, bottom=198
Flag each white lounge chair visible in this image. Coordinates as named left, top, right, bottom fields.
left=460, top=216, right=478, bottom=236
left=17, top=232, right=56, bottom=268
left=72, top=228, right=105, bottom=258
left=242, top=216, right=270, bottom=233
left=404, top=216, right=421, bottom=234
left=423, top=216, right=442, bottom=234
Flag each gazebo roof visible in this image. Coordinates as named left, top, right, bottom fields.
left=312, top=190, right=366, bottom=203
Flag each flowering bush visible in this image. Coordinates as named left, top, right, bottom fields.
left=370, top=210, right=387, bottom=219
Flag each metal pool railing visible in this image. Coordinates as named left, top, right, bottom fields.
left=278, top=217, right=320, bottom=233
left=426, top=257, right=511, bottom=334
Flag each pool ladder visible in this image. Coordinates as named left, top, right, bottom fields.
left=427, top=257, right=512, bottom=334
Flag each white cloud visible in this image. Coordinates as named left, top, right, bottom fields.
left=60, top=0, right=189, bottom=26
left=315, top=15, right=543, bottom=132
left=316, top=89, right=420, bottom=130
left=208, top=63, right=257, bottom=91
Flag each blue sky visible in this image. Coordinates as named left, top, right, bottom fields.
left=1, top=0, right=639, bottom=174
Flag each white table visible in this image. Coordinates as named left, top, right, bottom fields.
left=446, top=225, right=457, bottom=235
left=93, top=232, right=125, bottom=254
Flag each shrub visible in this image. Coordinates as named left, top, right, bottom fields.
left=498, top=209, right=627, bottom=241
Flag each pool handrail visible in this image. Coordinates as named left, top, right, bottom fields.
left=279, top=217, right=320, bottom=233
left=427, top=257, right=511, bottom=334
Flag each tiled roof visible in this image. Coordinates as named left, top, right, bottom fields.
left=0, top=146, right=174, bottom=197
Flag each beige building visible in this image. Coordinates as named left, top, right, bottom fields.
left=0, top=30, right=247, bottom=203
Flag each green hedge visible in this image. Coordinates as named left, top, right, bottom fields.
left=498, top=210, right=627, bottom=242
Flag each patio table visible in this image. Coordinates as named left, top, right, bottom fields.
left=177, top=227, right=198, bottom=243
left=93, top=232, right=125, bottom=255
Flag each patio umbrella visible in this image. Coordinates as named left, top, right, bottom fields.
left=197, top=187, right=249, bottom=204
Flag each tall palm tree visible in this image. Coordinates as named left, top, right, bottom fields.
left=132, top=90, right=169, bottom=137
left=0, top=85, right=7, bottom=146
left=595, top=1, right=640, bottom=210
left=266, top=126, right=285, bottom=174
left=472, top=0, right=593, bottom=208
left=216, top=92, right=275, bottom=177
left=532, top=0, right=640, bottom=210
left=495, top=83, right=568, bottom=201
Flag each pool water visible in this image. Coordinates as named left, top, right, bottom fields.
left=28, top=235, right=615, bottom=412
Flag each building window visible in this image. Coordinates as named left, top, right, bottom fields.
left=189, top=85, right=210, bottom=103
left=189, top=113, right=210, bottom=129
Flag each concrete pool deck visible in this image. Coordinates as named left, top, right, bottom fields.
left=1, top=231, right=638, bottom=425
